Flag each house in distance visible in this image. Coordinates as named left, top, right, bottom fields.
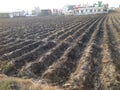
left=63, top=1, right=109, bottom=15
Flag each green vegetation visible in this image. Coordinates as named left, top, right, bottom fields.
left=1, top=62, right=15, bottom=74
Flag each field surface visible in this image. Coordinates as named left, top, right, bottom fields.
left=0, top=14, right=120, bottom=90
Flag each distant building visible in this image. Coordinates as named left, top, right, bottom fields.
left=0, top=13, right=10, bottom=18
left=0, top=9, right=36, bottom=18
left=74, top=7, right=106, bottom=15
left=109, top=7, right=116, bottom=12
left=52, top=9, right=63, bottom=15
left=11, top=10, right=26, bottom=17
left=62, top=5, right=75, bottom=15
left=40, top=9, right=52, bottom=16
left=63, top=1, right=108, bottom=15
left=52, top=9, right=59, bottom=15
left=32, top=7, right=41, bottom=16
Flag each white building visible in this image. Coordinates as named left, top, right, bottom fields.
left=63, top=1, right=108, bottom=15
left=74, top=7, right=107, bottom=15
left=11, top=10, right=26, bottom=17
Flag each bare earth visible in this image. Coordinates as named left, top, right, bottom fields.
left=0, top=13, right=120, bottom=90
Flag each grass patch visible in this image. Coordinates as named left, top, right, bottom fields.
left=0, top=78, right=19, bottom=90
left=1, top=62, right=15, bottom=74
left=0, top=74, right=61, bottom=90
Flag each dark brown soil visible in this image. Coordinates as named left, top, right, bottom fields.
left=0, top=14, right=120, bottom=90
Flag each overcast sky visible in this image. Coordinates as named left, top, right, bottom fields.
left=0, top=0, right=120, bottom=12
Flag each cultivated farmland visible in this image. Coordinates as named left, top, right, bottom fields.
left=0, top=14, right=120, bottom=90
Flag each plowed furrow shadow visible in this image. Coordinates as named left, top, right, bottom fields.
left=100, top=15, right=120, bottom=90
left=63, top=15, right=105, bottom=90
left=0, top=40, right=34, bottom=56
left=40, top=15, right=105, bottom=85
left=0, top=41, right=45, bottom=60
left=18, top=16, right=101, bottom=78
left=3, top=41, right=56, bottom=76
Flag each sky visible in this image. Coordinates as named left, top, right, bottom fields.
left=0, top=0, right=120, bottom=12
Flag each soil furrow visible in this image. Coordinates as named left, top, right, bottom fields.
left=100, top=16, right=120, bottom=90
left=0, top=41, right=45, bottom=60
left=20, top=16, right=103, bottom=78
left=3, top=41, right=56, bottom=76
left=63, top=16, right=105, bottom=90
left=0, top=40, right=34, bottom=56
left=41, top=15, right=105, bottom=85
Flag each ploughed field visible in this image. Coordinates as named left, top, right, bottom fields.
left=0, top=14, right=120, bottom=90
